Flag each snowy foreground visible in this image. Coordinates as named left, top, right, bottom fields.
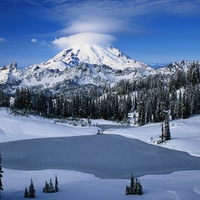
left=0, top=108, right=200, bottom=199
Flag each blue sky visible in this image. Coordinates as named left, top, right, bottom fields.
left=0, top=0, right=200, bottom=68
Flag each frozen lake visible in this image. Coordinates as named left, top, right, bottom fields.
left=1, top=134, right=200, bottom=179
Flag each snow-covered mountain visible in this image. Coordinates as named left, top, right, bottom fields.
left=41, top=44, right=152, bottom=70
left=0, top=44, right=195, bottom=92
left=0, top=44, right=157, bottom=92
left=156, top=60, right=192, bottom=74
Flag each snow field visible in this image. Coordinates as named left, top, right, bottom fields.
left=0, top=108, right=200, bottom=199
left=0, top=109, right=97, bottom=143
left=2, top=169, right=200, bottom=200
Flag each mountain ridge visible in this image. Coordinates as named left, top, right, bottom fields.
left=0, top=44, right=197, bottom=93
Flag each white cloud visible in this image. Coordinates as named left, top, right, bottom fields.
left=45, top=0, right=200, bottom=46
left=61, top=19, right=125, bottom=35
left=43, top=1, right=139, bottom=35
left=31, top=38, right=37, bottom=43
left=52, top=32, right=116, bottom=49
left=21, top=0, right=200, bottom=50
left=0, top=37, right=6, bottom=43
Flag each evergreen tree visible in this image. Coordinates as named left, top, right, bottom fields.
left=170, top=89, right=177, bottom=120
left=0, top=151, right=3, bottom=199
left=130, top=174, right=135, bottom=193
left=182, top=92, right=190, bottom=119
left=48, top=178, right=54, bottom=193
left=134, top=178, right=139, bottom=194
left=38, top=92, right=47, bottom=116
left=0, top=91, right=4, bottom=107
left=24, top=87, right=31, bottom=112
left=137, top=92, right=145, bottom=126
left=137, top=180, right=143, bottom=195
left=55, top=175, right=59, bottom=192
left=43, top=181, right=50, bottom=193
left=47, top=93, right=54, bottom=116
left=175, top=91, right=182, bottom=119
left=28, top=179, right=35, bottom=198
left=164, top=113, right=171, bottom=140
left=20, top=87, right=26, bottom=110
left=160, top=122, right=165, bottom=143
left=24, top=187, right=29, bottom=198
left=43, top=176, right=58, bottom=193
left=125, top=185, right=129, bottom=195
left=125, top=174, right=143, bottom=195
left=146, top=99, right=152, bottom=123
left=113, top=94, right=119, bottom=121
left=13, top=88, right=21, bottom=109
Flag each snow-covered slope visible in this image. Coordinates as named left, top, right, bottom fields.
left=0, top=109, right=200, bottom=199
left=0, top=62, right=21, bottom=85
left=42, top=44, right=151, bottom=71
left=0, top=44, right=156, bottom=91
left=156, top=60, right=192, bottom=74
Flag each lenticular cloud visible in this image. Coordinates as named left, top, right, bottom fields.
left=52, top=32, right=116, bottom=49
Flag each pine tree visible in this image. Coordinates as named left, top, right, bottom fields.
left=182, top=92, right=190, bottom=119
left=134, top=178, right=139, bottom=194
left=43, top=176, right=58, bottom=193
left=24, top=87, right=31, bottom=112
left=125, top=174, right=143, bottom=195
left=130, top=174, right=135, bottom=193
left=125, top=185, right=129, bottom=195
left=48, top=178, right=54, bottom=193
left=24, top=187, right=29, bottom=198
left=0, top=151, right=3, bottom=199
left=137, top=180, right=143, bottom=195
left=160, top=122, right=165, bottom=143
left=137, top=93, right=145, bottom=126
left=55, top=175, right=59, bottom=192
left=175, top=91, right=182, bottom=119
left=146, top=99, right=152, bottom=123
left=28, top=179, right=35, bottom=198
left=0, top=91, right=4, bottom=107
left=43, top=181, right=49, bottom=193
left=13, top=88, right=21, bottom=109
left=47, top=93, right=54, bottom=116
left=164, top=113, right=171, bottom=140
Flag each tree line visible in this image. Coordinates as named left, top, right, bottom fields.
left=0, top=61, right=199, bottom=126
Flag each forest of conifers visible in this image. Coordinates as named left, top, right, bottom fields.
left=0, top=62, right=199, bottom=126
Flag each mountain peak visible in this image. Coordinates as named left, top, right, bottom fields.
left=42, top=43, right=152, bottom=71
